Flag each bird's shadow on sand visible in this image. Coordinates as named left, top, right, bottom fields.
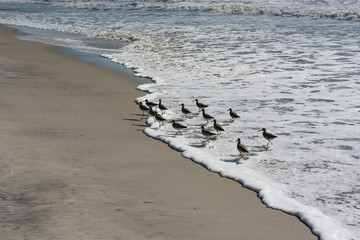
left=122, top=118, right=148, bottom=128
left=123, top=114, right=150, bottom=129
left=123, top=118, right=141, bottom=122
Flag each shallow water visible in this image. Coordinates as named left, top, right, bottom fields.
left=1, top=1, right=359, bottom=239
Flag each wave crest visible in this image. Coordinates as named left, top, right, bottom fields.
left=49, top=0, right=360, bottom=21
left=135, top=2, right=360, bottom=21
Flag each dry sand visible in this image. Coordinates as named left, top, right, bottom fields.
left=0, top=24, right=318, bottom=240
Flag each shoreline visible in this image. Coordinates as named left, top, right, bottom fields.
left=13, top=25, right=151, bottom=84
left=0, top=24, right=318, bottom=239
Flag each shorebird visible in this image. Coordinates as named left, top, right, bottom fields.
left=194, top=99, right=208, bottom=111
left=259, top=128, right=278, bottom=146
left=158, top=99, right=168, bottom=114
left=138, top=101, right=149, bottom=118
left=213, top=119, right=225, bottom=134
left=201, top=109, right=214, bottom=122
left=154, top=112, right=167, bottom=127
left=201, top=125, right=216, bottom=139
left=171, top=120, right=187, bottom=134
left=180, top=103, right=192, bottom=117
left=148, top=107, right=157, bottom=121
left=145, top=99, right=158, bottom=108
left=237, top=138, right=249, bottom=158
left=228, top=108, right=240, bottom=122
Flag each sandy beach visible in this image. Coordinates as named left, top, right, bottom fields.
left=0, top=25, right=317, bottom=240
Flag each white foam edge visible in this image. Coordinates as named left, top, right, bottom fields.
left=103, top=54, right=166, bottom=86
left=104, top=46, right=356, bottom=240
left=143, top=121, right=356, bottom=240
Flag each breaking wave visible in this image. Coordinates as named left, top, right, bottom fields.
left=46, top=0, right=360, bottom=21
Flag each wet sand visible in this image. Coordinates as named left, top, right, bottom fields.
left=0, top=24, right=317, bottom=240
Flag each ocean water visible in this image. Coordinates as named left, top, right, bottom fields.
left=1, top=1, right=359, bottom=239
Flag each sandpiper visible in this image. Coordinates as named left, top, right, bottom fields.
left=194, top=99, right=208, bottom=111
left=148, top=107, right=157, bottom=121
left=237, top=138, right=249, bottom=157
left=259, top=128, right=278, bottom=146
left=201, top=125, right=216, bottom=139
left=201, top=109, right=214, bottom=122
left=139, top=101, right=149, bottom=118
left=228, top=108, right=240, bottom=121
left=180, top=103, right=192, bottom=116
left=145, top=99, right=158, bottom=108
left=171, top=120, right=187, bottom=134
left=213, top=119, right=225, bottom=134
left=158, top=99, right=168, bottom=114
left=154, top=112, right=167, bottom=127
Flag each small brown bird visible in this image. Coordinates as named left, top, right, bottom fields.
left=171, top=120, right=187, bottom=134
left=213, top=119, right=225, bottom=134
left=194, top=99, right=208, bottom=111
left=145, top=99, right=158, bottom=108
left=237, top=138, right=249, bottom=157
left=148, top=107, right=157, bottom=121
left=158, top=99, right=168, bottom=114
left=201, top=109, right=214, bottom=122
left=138, top=101, right=149, bottom=118
left=201, top=126, right=216, bottom=139
left=180, top=103, right=192, bottom=116
left=228, top=108, right=240, bottom=121
left=154, top=112, right=167, bottom=127
left=260, top=128, right=278, bottom=146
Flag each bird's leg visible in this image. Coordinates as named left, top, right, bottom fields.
left=206, top=139, right=214, bottom=148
